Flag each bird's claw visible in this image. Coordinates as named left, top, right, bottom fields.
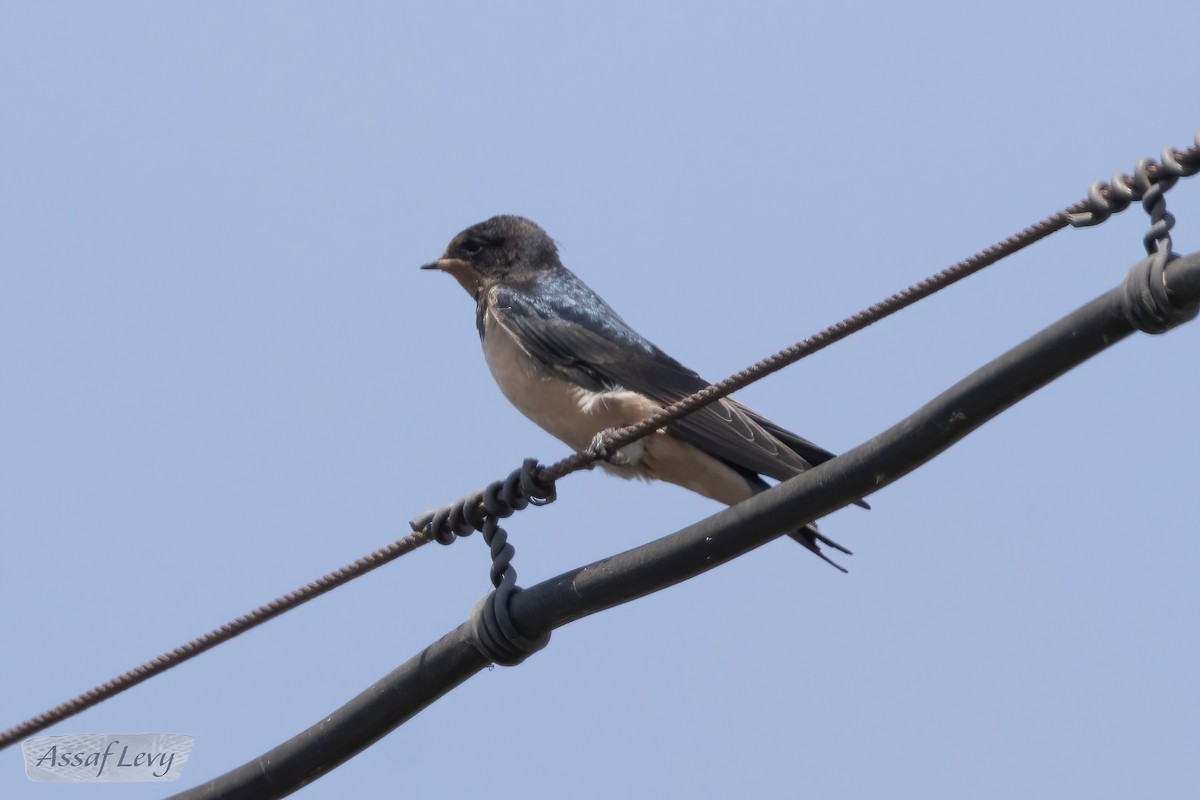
left=588, top=431, right=630, bottom=466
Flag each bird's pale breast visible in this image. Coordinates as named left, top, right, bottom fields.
left=480, top=299, right=755, bottom=506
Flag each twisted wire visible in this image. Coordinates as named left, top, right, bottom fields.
left=407, top=460, right=556, bottom=665
left=1135, top=158, right=1179, bottom=257
left=1067, top=133, right=1200, bottom=228
left=410, top=458, right=557, bottom=548
left=1119, top=146, right=1199, bottom=335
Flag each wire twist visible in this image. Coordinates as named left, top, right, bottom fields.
left=410, top=458, right=556, bottom=546
left=1119, top=153, right=1200, bottom=335
left=1068, top=134, right=1200, bottom=228
left=1135, top=157, right=1177, bottom=257
left=467, top=511, right=552, bottom=665
left=410, top=460, right=556, bottom=664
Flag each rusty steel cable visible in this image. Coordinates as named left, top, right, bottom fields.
left=1, top=135, right=1196, bottom=753
left=545, top=137, right=1200, bottom=480
left=544, top=209, right=1075, bottom=481
left=0, top=532, right=431, bottom=750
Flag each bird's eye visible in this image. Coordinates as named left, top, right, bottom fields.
left=462, top=239, right=484, bottom=255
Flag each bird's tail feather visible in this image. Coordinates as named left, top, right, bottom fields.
left=788, top=523, right=852, bottom=573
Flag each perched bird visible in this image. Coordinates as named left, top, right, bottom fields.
left=422, top=215, right=863, bottom=569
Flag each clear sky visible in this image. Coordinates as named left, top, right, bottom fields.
left=2, top=3, right=1198, bottom=799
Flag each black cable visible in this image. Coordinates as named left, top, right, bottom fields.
left=168, top=625, right=489, bottom=800
left=168, top=249, right=1200, bottom=800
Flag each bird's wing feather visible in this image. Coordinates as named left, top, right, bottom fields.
left=491, top=281, right=835, bottom=481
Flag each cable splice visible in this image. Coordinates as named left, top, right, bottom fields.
left=411, top=459, right=555, bottom=665
left=410, top=458, right=556, bottom=545
left=468, top=571, right=549, bottom=666
left=1122, top=252, right=1198, bottom=334
left=1121, top=164, right=1199, bottom=334
left=1067, top=134, right=1200, bottom=228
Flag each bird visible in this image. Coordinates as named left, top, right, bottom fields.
left=422, top=214, right=864, bottom=569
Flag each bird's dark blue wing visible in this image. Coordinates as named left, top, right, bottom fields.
left=490, top=270, right=841, bottom=482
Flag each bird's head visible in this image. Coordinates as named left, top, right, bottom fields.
left=421, top=215, right=561, bottom=298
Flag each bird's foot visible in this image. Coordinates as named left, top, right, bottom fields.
left=587, top=430, right=631, bottom=466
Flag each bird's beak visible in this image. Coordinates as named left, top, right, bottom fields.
left=420, top=256, right=482, bottom=296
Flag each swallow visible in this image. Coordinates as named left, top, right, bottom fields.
left=422, top=215, right=865, bottom=569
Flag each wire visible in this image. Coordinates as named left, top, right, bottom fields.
left=545, top=209, right=1072, bottom=480
left=546, top=135, right=1200, bottom=480
left=2, top=135, right=1196, bottom=752
left=0, top=531, right=430, bottom=751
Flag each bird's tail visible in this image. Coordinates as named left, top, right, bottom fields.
left=788, top=523, right=852, bottom=573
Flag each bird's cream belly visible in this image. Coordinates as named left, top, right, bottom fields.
left=481, top=315, right=755, bottom=505
left=482, top=318, right=655, bottom=452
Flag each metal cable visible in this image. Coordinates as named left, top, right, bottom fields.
left=545, top=209, right=1073, bottom=480
left=546, top=134, right=1200, bottom=481
left=0, top=531, right=430, bottom=750
left=2, top=134, right=1196, bottom=752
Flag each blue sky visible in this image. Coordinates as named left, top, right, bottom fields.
left=2, top=3, right=1198, bottom=798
